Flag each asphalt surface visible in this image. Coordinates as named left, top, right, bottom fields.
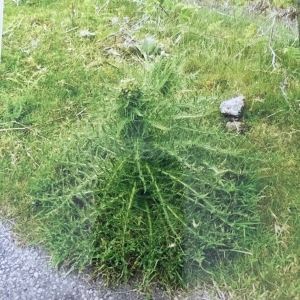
left=0, top=219, right=215, bottom=300
left=0, top=220, right=151, bottom=300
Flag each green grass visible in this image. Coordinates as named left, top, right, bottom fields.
left=1, top=0, right=300, bottom=298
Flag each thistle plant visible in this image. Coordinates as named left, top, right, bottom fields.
left=25, top=56, right=260, bottom=287
left=89, top=57, right=261, bottom=286
left=92, top=75, right=185, bottom=285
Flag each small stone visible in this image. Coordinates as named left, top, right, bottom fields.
left=226, top=121, right=246, bottom=133
left=220, top=95, right=245, bottom=118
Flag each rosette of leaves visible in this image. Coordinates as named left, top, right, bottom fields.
left=92, top=78, right=185, bottom=286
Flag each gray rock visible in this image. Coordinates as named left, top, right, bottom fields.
left=226, top=121, right=246, bottom=133
left=220, top=95, right=245, bottom=118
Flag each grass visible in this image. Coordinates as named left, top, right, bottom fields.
left=1, top=0, right=300, bottom=298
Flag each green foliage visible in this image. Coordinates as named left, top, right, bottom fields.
left=18, top=0, right=58, bottom=5
left=282, top=46, right=300, bottom=65
left=91, top=74, right=185, bottom=285
left=1, top=0, right=300, bottom=298
left=24, top=60, right=260, bottom=287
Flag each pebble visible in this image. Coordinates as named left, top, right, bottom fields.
left=226, top=121, right=247, bottom=133
left=220, top=95, right=245, bottom=118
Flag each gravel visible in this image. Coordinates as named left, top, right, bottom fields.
left=0, top=219, right=215, bottom=300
